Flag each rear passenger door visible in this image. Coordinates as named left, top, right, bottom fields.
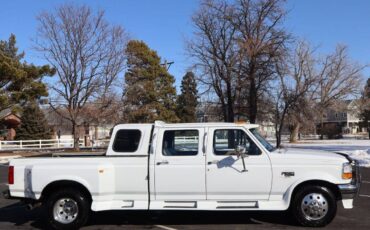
left=154, top=128, right=206, bottom=201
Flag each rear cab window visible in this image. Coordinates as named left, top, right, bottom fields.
left=113, top=129, right=142, bottom=152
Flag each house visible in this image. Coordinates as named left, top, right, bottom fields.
left=0, top=108, right=21, bottom=140
left=322, top=100, right=366, bottom=134
left=196, top=102, right=276, bottom=137
left=43, top=107, right=114, bottom=144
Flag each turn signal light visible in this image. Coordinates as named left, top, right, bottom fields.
left=342, top=163, right=353, bottom=180
left=8, top=166, right=14, bottom=185
left=342, top=172, right=353, bottom=180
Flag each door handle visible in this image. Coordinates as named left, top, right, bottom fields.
left=207, top=160, right=218, bottom=165
left=156, top=160, right=169, bottom=165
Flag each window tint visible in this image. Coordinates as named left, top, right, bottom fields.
left=213, top=129, right=260, bottom=156
left=162, top=130, right=199, bottom=156
left=113, top=129, right=141, bottom=152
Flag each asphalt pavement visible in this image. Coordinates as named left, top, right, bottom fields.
left=0, top=163, right=370, bottom=230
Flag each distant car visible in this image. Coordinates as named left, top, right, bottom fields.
left=4, top=121, right=361, bottom=229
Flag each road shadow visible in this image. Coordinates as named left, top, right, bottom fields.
left=0, top=202, right=47, bottom=229
left=86, top=210, right=299, bottom=227
left=0, top=202, right=300, bottom=229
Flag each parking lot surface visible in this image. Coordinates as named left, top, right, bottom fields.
left=1, top=164, right=370, bottom=230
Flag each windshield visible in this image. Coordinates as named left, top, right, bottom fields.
left=250, top=128, right=276, bottom=152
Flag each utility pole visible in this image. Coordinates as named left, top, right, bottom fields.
left=160, top=60, right=174, bottom=71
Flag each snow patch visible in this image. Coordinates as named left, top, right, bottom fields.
left=342, top=149, right=370, bottom=167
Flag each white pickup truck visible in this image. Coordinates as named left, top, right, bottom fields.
left=3, top=121, right=361, bottom=229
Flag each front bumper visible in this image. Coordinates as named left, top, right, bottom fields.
left=338, top=184, right=358, bottom=199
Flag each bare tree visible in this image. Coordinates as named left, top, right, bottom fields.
left=232, top=0, right=290, bottom=123
left=35, top=4, right=127, bottom=149
left=274, top=41, right=317, bottom=147
left=188, top=0, right=289, bottom=123
left=316, top=45, right=365, bottom=138
left=188, top=0, right=240, bottom=122
left=275, top=43, right=365, bottom=145
left=359, top=78, right=370, bottom=139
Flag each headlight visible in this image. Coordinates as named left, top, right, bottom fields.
left=342, top=162, right=353, bottom=180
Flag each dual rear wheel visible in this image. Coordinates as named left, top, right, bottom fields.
left=46, top=188, right=90, bottom=230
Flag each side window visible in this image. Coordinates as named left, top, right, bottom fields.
left=113, top=129, right=141, bottom=152
left=162, top=130, right=199, bottom=156
left=213, top=129, right=260, bottom=156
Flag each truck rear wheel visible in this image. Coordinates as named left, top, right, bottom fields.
left=291, top=185, right=337, bottom=227
left=46, top=188, right=90, bottom=230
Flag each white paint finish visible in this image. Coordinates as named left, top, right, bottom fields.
left=106, top=124, right=153, bottom=156
left=153, top=127, right=206, bottom=201
left=9, top=156, right=149, bottom=203
left=7, top=122, right=357, bottom=214
left=268, top=147, right=351, bottom=202
left=205, top=127, right=272, bottom=200
left=150, top=200, right=287, bottom=210
left=92, top=200, right=148, bottom=211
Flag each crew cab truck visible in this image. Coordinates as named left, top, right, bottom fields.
left=4, top=121, right=361, bottom=229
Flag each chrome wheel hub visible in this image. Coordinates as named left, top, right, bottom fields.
left=53, top=198, right=79, bottom=224
left=301, top=193, right=328, bottom=220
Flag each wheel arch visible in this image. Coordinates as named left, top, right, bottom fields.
left=40, top=180, right=92, bottom=202
left=289, top=180, right=341, bottom=205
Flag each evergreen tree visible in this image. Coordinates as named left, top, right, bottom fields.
left=123, top=40, right=178, bottom=122
left=176, top=71, right=198, bottom=122
left=15, top=102, right=53, bottom=140
left=0, top=34, right=54, bottom=112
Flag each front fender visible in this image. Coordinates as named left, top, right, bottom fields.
left=283, top=172, right=343, bottom=204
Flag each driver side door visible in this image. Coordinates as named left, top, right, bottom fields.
left=206, top=127, right=272, bottom=201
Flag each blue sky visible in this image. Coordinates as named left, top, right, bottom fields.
left=1, top=0, right=369, bottom=89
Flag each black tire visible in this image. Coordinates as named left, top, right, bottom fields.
left=46, top=188, right=91, bottom=230
left=291, top=185, right=337, bottom=227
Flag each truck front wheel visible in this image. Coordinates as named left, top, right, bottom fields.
left=291, top=185, right=337, bottom=227
left=46, top=188, right=91, bottom=230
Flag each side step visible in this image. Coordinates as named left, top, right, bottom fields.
left=216, top=201, right=258, bottom=209
left=163, top=201, right=197, bottom=208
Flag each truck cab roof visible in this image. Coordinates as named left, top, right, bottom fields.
left=113, top=121, right=259, bottom=130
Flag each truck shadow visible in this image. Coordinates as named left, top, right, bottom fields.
left=0, top=202, right=299, bottom=229
left=0, top=202, right=47, bottom=229
left=88, top=210, right=299, bottom=227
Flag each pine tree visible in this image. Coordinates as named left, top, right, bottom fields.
left=176, top=72, right=198, bottom=122
left=123, top=40, right=179, bottom=123
left=0, top=34, right=54, bottom=112
left=15, top=103, right=53, bottom=140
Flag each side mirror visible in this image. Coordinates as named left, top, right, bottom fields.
left=235, top=145, right=248, bottom=172
left=235, top=145, right=246, bottom=156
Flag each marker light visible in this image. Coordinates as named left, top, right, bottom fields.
left=8, top=166, right=14, bottom=185
left=342, top=163, right=353, bottom=180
